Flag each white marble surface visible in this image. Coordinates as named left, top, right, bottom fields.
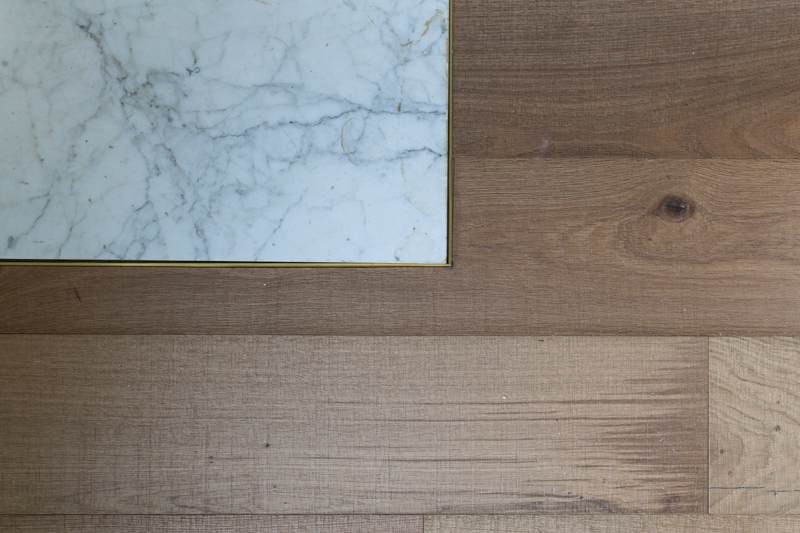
left=0, top=0, right=449, bottom=263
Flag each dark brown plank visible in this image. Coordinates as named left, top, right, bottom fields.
left=454, top=0, right=800, bottom=157
left=428, top=515, right=800, bottom=533
left=0, top=336, right=708, bottom=514
left=0, top=516, right=421, bottom=532
left=3, top=158, right=800, bottom=335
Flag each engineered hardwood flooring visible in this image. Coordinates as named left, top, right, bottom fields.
left=455, top=0, right=800, bottom=158
left=5, top=515, right=800, bottom=532
left=710, top=338, right=800, bottom=514
left=429, top=516, right=800, bottom=532
left=3, top=0, right=800, bottom=530
left=0, top=516, right=421, bottom=533
left=0, top=336, right=706, bottom=514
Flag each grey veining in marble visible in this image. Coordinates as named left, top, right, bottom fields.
left=0, top=0, right=449, bottom=263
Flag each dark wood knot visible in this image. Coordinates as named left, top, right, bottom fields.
left=656, top=195, right=694, bottom=221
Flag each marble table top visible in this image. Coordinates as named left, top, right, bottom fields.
left=0, top=0, right=449, bottom=264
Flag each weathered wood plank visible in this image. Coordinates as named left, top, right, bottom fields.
left=0, top=516, right=420, bottom=533
left=710, top=337, right=800, bottom=513
left=428, top=515, right=800, bottom=533
left=0, top=336, right=707, bottom=513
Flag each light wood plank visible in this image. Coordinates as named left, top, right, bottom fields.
left=3, top=159, right=800, bottom=335
left=0, top=516, right=420, bottom=532
left=428, top=515, right=800, bottom=533
left=710, top=337, right=800, bottom=513
left=0, top=336, right=707, bottom=514
left=455, top=0, right=800, bottom=157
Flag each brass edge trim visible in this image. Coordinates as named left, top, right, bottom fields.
left=446, top=0, right=454, bottom=267
left=4, top=6, right=455, bottom=269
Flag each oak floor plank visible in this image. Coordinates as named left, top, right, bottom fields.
left=455, top=0, right=800, bottom=157
left=0, top=336, right=707, bottom=514
left=710, top=337, right=800, bottom=514
left=7, top=515, right=800, bottom=532
left=3, top=159, right=800, bottom=335
left=0, top=516, right=420, bottom=532
left=428, top=515, right=800, bottom=533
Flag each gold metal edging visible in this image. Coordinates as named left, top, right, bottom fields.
left=446, top=0, right=454, bottom=267
left=0, top=7, right=455, bottom=269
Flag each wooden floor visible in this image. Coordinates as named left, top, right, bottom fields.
left=3, top=0, right=800, bottom=531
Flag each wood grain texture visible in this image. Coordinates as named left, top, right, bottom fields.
left=455, top=0, right=800, bottom=157
left=710, top=337, right=800, bottom=514
left=428, top=515, right=800, bottom=533
left=3, top=159, right=800, bottom=335
left=0, top=336, right=707, bottom=514
left=0, top=516, right=420, bottom=532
